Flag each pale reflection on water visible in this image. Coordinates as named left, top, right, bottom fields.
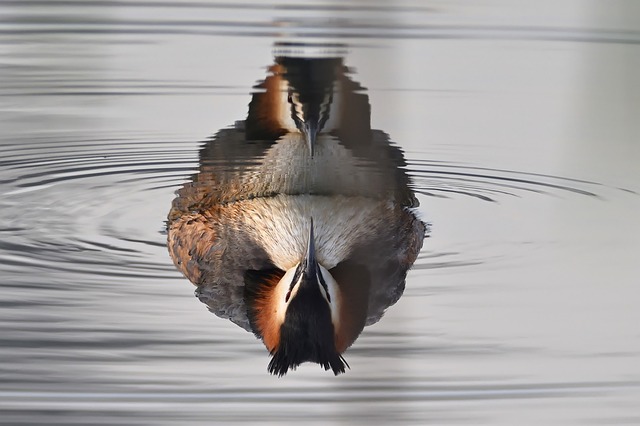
left=1, top=1, right=640, bottom=425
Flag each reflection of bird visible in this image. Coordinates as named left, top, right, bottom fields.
left=167, top=53, right=426, bottom=376
left=244, top=56, right=345, bottom=156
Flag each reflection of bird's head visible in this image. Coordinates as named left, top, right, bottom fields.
left=245, top=219, right=367, bottom=376
left=246, top=57, right=344, bottom=156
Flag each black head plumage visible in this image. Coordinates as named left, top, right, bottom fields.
left=267, top=280, right=349, bottom=377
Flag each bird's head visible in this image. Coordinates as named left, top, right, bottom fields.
left=245, top=220, right=368, bottom=376
left=246, top=57, right=344, bottom=156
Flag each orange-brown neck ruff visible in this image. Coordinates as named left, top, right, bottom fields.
left=244, top=268, right=286, bottom=352
left=245, top=64, right=288, bottom=141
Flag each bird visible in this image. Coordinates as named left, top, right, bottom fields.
left=167, top=48, right=426, bottom=376
left=244, top=218, right=356, bottom=376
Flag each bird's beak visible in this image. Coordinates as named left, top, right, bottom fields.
left=302, top=119, right=318, bottom=157
left=302, top=218, right=318, bottom=281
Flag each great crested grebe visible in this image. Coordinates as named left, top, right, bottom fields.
left=167, top=49, right=426, bottom=376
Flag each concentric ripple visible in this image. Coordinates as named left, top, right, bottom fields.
left=2, top=1, right=640, bottom=424
left=407, top=158, right=611, bottom=202
left=0, top=137, right=198, bottom=284
left=0, top=137, right=628, bottom=283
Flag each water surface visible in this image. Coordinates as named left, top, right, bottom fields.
left=1, top=1, right=640, bottom=425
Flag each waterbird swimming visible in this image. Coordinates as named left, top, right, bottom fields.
left=244, top=218, right=355, bottom=375
left=167, top=48, right=426, bottom=376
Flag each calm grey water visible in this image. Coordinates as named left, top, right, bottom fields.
left=1, top=1, right=640, bottom=425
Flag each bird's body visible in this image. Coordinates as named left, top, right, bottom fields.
left=167, top=52, right=426, bottom=375
left=168, top=192, right=424, bottom=331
